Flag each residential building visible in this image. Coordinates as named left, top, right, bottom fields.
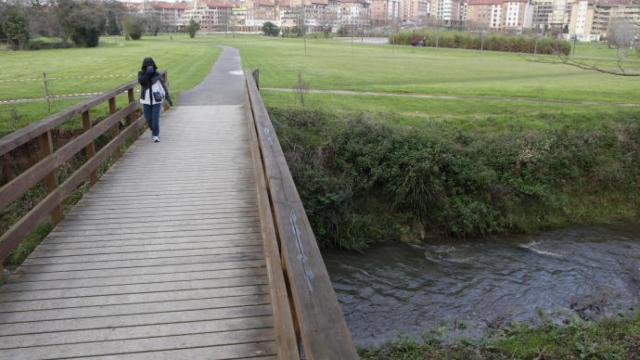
left=531, top=0, right=553, bottom=30
left=434, top=0, right=463, bottom=23
left=371, top=0, right=401, bottom=23
left=592, top=0, right=640, bottom=36
left=177, top=0, right=233, bottom=31
left=568, top=0, right=598, bottom=39
left=399, top=0, right=430, bottom=22
left=466, top=0, right=533, bottom=29
left=245, top=0, right=278, bottom=29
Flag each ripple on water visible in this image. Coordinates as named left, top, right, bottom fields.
left=325, top=223, right=640, bottom=347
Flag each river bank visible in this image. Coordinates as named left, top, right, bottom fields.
left=324, top=223, right=640, bottom=359
left=271, top=107, right=640, bottom=250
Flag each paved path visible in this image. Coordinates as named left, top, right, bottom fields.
left=0, top=48, right=278, bottom=359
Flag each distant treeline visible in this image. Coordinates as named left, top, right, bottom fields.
left=390, top=30, right=572, bottom=55
left=0, top=0, right=169, bottom=50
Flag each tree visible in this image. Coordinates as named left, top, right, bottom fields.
left=187, top=18, right=200, bottom=38
left=2, top=5, right=30, bottom=50
left=103, top=1, right=125, bottom=36
left=123, top=15, right=144, bottom=40
left=145, top=13, right=162, bottom=36
left=56, top=0, right=106, bottom=47
left=608, top=18, right=635, bottom=57
left=262, top=21, right=280, bottom=36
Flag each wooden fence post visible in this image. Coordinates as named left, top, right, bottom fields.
left=108, top=97, right=121, bottom=160
left=82, top=111, right=97, bottom=184
left=37, top=131, right=62, bottom=225
left=42, top=72, right=52, bottom=114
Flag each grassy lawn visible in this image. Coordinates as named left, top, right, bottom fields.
left=0, top=35, right=220, bottom=135
left=209, top=35, right=640, bottom=107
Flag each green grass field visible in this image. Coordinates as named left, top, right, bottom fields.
left=1, top=34, right=638, bottom=135
left=0, top=35, right=220, bottom=134
left=211, top=36, right=640, bottom=105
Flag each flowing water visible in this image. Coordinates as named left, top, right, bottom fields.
left=324, top=223, right=640, bottom=347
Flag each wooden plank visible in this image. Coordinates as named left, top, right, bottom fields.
left=39, top=230, right=261, bottom=245
left=246, top=94, right=300, bottom=360
left=109, top=96, right=121, bottom=160
left=0, top=285, right=271, bottom=313
left=23, top=246, right=265, bottom=266
left=18, top=252, right=266, bottom=273
left=0, top=305, right=274, bottom=336
left=0, top=294, right=270, bottom=323
left=36, top=234, right=261, bottom=250
left=2, top=267, right=266, bottom=292
left=0, top=102, right=137, bottom=211
left=0, top=327, right=275, bottom=360
left=245, top=71, right=358, bottom=359
left=11, top=259, right=266, bottom=282
left=82, top=110, right=98, bottom=184
left=0, top=275, right=269, bottom=302
left=47, top=224, right=261, bottom=240
left=0, top=295, right=271, bottom=324
left=70, top=342, right=276, bottom=360
left=61, top=210, right=259, bottom=224
left=53, top=216, right=259, bottom=233
left=36, top=131, right=62, bottom=225
left=0, top=316, right=273, bottom=350
left=30, top=240, right=261, bottom=259
left=0, top=115, right=146, bottom=260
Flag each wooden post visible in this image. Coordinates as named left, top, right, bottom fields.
left=82, top=110, right=97, bottom=184
left=37, top=131, right=62, bottom=225
left=42, top=72, right=52, bottom=114
left=108, top=97, right=120, bottom=160
left=127, top=88, right=137, bottom=125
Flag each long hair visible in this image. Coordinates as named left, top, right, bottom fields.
left=141, top=57, right=157, bottom=71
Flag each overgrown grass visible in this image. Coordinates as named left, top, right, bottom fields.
left=272, top=108, right=640, bottom=250
left=359, top=313, right=640, bottom=360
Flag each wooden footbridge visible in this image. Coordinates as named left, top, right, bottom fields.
left=0, top=49, right=357, bottom=359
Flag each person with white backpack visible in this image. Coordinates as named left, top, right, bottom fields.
left=138, top=57, right=172, bottom=143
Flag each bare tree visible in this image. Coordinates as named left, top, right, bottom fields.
left=529, top=18, right=639, bottom=76
left=608, top=18, right=635, bottom=58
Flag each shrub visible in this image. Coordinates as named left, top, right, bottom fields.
left=390, top=29, right=571, bottom=55
left=123, top=15, right=144, bottom=40
left=262, top=21, right=280, bottom=37
left=186, top=18, right=200, bottom=39
left=270, top=108, right=640, bottom=249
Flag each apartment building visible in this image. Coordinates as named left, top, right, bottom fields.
left=330, top=0, right=370, bottom=27
left=434, top=0, right=463, bottom=23
left=177, top=0, right=233, bottom=31
left=466, top=0, right=533, bottom=29
left=371, top=0, right=401, bottom=23
left=568, top=0, right=597, bottom=39
left=399, top=0, right=430, bottom=22
left=592, top=0, right=640, bottom=35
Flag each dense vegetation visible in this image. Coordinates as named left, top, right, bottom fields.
left=390, top=29, right=572, bottom=55
left=360, top=312, right=640, bottom=360
left=271, top=108, right=640, bottom=250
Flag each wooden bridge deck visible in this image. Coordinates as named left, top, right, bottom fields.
left=0, top=104, right=278, bottom=359
left=0, top=48, right=357, bottom=360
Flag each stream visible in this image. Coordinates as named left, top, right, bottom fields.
left=324, top=223, right=640, bottom=347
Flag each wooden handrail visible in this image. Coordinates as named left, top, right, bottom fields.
left=0, top=71, right=167, bottom=265
left=245, top=70, right=358, bottom=360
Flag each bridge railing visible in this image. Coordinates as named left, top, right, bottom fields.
left=244, top=70, right=358, bottom=360
left=0, top=71, right=167, bottom=271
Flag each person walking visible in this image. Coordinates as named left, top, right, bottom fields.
left=138, top=57, right=172, bottom=143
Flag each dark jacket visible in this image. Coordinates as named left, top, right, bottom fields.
left=138, top=57, right=172, bottom=106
